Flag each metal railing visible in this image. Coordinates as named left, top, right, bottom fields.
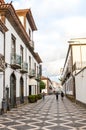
left=11, top=53, right=21, bottom=67
left=29, top=69, right=36, bottom=77
left=21, top=62, right=28, bottom=73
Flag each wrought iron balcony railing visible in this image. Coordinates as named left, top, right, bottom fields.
left=20, top=62, right=28, bottom=73
left=0, top=53, right=5, bottom=72
left=10, top=53, right=21, bottom=69
left=29, top=69, right=36, bottom=78
left=35, top=74, right=40, bottom=81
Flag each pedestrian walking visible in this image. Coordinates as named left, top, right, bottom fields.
left=42, top=91, right=45, bottom=100
left=61, top=91, right=64, bottom=100
left=56, top=92, right=58, bottom=100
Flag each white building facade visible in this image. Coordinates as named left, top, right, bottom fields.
left=75, top=67, right=86, bottom=105
left=0, top=0, right=42, bottom=113
left=0, top=19, right=8, bottom=113
left=41, top=76, right=52, bottom=94
left=62, top=38, right=86, bottom=104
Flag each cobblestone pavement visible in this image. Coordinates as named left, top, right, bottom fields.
left=0, top=95, right=86, bottom=130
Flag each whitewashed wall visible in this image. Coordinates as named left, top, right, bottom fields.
left=0, top=31, right=4, bottom=109
left=5, top=19, right=28, bottom=98
left=0, top=73, right=3, bottom=109
left=72, top=45, right=86, bottom=64
left=26, top=18, right=32, bottom=40
left=75, top=68, right=86, bottom=104
left=5, top=18, right=39, bottom=98
left=18, top=16, right=24, bottom=26
left=18, top=16, right=32, bottom=40
left=0, top=31, right=4, bottom=54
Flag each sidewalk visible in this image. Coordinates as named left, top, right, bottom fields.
left=0, top=95, right=86, bottom=130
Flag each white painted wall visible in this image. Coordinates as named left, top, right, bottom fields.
left=18, top=15, right=33, bottom=40
left=72, top=45, right=86, bottom=64
left=0, top=31, right=4, bottom=109
left=26, top=18, right=32, bottom=40
left=72, top=46, right=81, bottom=64
left=75, top=68, right=86, bottom=104
left=5, top=18, right=39, bottom=98
left=0, top=73, right=3, bottom=109
left=81, top=45, right=86, bottom=61
left=0, top=31, right=4, bottom=55
left=63, top=43, right=86, bottom=96
left=5, top=19, right=28, bottom=98
left=18, top=16, right=24, bottom=26
left=0, top=8, right=40, bottom=110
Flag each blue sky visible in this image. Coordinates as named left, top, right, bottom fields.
left=5, top=0, right=86, bottom=82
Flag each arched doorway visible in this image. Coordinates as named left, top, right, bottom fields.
left=20, top=77, right=24, bottom=104
left=10, top=73, right=16, bottom=108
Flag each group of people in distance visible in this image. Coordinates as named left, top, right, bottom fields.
left=42, top=91, right=64, bottom=101
left=56, top=91, right=64, bottom=100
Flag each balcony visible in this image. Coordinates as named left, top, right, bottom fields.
left=29, top=69, right=36, bottom=78
left=10, top=53, right=21, bottom=69
left=29, top=40, right=34, bottom=50
left=0, top=54, right=5, bottom=72
left=20, top=62, right=28, bottom=73
left=35, top=74, right=40, bottom=82
left=73, top=61, right=86, bottom=72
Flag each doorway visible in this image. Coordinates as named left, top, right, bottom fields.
left=10, top=73, right=16, bottom=108
left=20, top=77, right=24, bottom=103
left=29, top=85, right=31, bottom=95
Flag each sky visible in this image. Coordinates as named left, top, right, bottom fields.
left=6, top=0, right=86, bottom=82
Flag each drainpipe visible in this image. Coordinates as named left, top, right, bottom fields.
left=2, top=32, right=7, bottom=113
left=25, top=46, right=27, bottom=101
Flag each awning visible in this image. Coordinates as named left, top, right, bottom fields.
left=29, top=79, right=37, bottom=85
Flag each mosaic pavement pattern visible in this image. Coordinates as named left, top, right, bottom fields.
left=0, top=95, right=86, bottom=130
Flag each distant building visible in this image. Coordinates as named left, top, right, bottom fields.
left=52, top=81, right=63, bottom=93
left=41, top=76, right=52, bottom=94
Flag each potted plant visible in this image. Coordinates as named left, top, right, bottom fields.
left=28, top=95, right=37, bottom=103
left=37, top=94, right=42, bottom=100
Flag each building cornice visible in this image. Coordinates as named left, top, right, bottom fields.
left=34, top=52, right=42, bottom=63
left=0, top=19, right=8, bottom=33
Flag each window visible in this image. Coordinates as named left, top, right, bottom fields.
left=20, top=45, right=23, bottom=63
left=34, top=63, right=36, bottom=73
left=29, top=56, right=31, bottom=70
left=11, top=34, right=16, bottom=54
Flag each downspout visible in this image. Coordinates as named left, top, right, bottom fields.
left=2, top=31, right=7, bottom=113
left=3, top=32, right=5, bottom=100
left=25, top=46, right=27, bottom=100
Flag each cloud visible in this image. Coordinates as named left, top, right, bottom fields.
left=42, top=59, right=65, bottom=76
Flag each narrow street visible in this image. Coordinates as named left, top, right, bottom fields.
left=0, top=95, right=86, bottom=130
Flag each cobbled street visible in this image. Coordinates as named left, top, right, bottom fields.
left=0, top=95, right=86, bottom=130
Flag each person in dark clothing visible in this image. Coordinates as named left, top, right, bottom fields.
left=42, top=92, right=45, bottom=100
left=61, top=91, right=64, bottom=100
left=56, top=92, right=58, bottom=100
